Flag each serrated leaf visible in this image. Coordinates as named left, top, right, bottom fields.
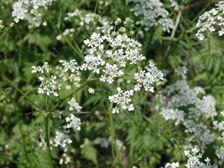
left=192, top=72, right=207, bottom=82
left=82, top=93, right=102, bottom=107
left=81, top=144, right=98, bottom=165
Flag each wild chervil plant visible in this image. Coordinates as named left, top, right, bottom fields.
left=1, top=0, right=224, bottom=167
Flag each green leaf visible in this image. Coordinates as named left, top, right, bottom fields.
left=81, top=144, right=98, bottom=165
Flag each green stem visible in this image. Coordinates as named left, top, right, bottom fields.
left=57, top=0, right=64, bottom=29
left=208, top=35, right=211, bottom=54
left=129, top=111, right=137, bottom=160
left=42, top=13, right=84, bottom=59
left=108, top=105, right=119, bottom=159
left=0, top=156, right=26, bottom=165
left=164, top=9, right=182, bottom=60
left=94, top=0, right=99, bottom=13
left=18, top=122, right=30, bottom=167
left=176, top=1, right=214, bottom=41
left=11, top=94, right=31, bottom=166
left=1, top=73, right=44, bottom=114
left=49, top=78, right=98, bottom=114
left=44, top=115, right=54, bottom=168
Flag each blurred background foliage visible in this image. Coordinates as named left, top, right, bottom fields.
left=0, top=0, right=224, bottom=167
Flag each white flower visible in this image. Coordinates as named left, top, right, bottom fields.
left=126, top=0, right=175, bottom=32
left=160, top=108, right=184, bottom=125
left=115, top=18, right=122, bottom=25
left=68, top=98, right=82, bottom=112
left=94, top=137, right=110, bottom=148
left=196, top=1, right=224, bottom=40
left=37, top=75, right=61, bottom=97
left=82, top=54, right=105, bottom=74
left=160, top=79, right=217, bottom=148
left=134, top=61, right=164, bottom=92
left=50, top=131, right=72, bottom=148
left=216, top=147, right=224, bottom=165
left=32, top=0, right=47, bottom=9
left=88, top=87, right=95, bottom=94
left=12, top=2, right=27, bottom=23
left=100, top=63, right=124, bottom=84
left=12, top=0, right=55, bottom=26
left=31, top=62, right=51, bottom=73
left=109, top=87, right=134, bottom=113
left=59, top=60, right=80, bottom=74
left=183, top=147, right=218, bottom=168
left=174, top=66, right=188, bottom=77
left=165, top=162, right=179, bottom=168
left=64, top=114, right=81, bottom=131
left=82, top=32, right=145, bottom=81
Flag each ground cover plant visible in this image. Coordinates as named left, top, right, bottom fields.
left=1, top=0, right=224, bottom=167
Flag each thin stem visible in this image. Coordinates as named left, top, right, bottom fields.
left=0, top=156, right=26, bottom=165
left=18, top=122, right=30, bottom=167
left=1, top=73, right=44, bottom=114
left=42, top=13, right=84, bottom=59
left=164, top=9, right=182, bottom=60
left=44, top=115, right=54, bottom=168
left=49, top=78, right=98, bottom=114
left=94, top=0, right=99, bottom=14
left=107, top=105, right=119, bottom=158
left=57, top=0, right=64, bottom=29
left=177, top=1, right=214, bottom=40
left=11, top=96, right=31, bottom=166
left=129, top=111, right=137, bottom=160
left=208, top=35, right=211, bottom=54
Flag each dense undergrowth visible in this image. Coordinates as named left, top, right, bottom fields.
left=1, top=0, right=224, bottom=167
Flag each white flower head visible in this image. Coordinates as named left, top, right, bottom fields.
left=64, top=114, right=81, bottom=131
left=196, top=1, right=224, bottom=40
left=109, top=87, right=134, bottom=114
left=134, top=61, right=164, bottom=92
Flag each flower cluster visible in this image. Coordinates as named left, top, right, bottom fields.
left=174, top=66, right=188, bottom=79
left=68, top=97, right=82, bottom=112
left=160, top=79, right=217, bottom=148
left=59, top=151, right=72, bottom=165
left=63, top=8, right=113, bottom=35
left=184, top=147, right=217, bottom=168
left=108, top=87, right=134, bottom=114
left=56, top=28, right=75, bottom=40
left=31, top=62, right=51, bottom=74
left=164, top=147, right=218, bottom=168
left=38, top=127, right=73, bottom=149
left=216, top=147, right=224, bottom=165
left=32, top=63, right=62, bottom=97
left=213, top=111, right=224, bottom=165
left=0, top=87, right=12, bottom=107
left=134, top=61, right=164, bottom=92
left=12, top=0, right=55, bottom=27
left=100, top=63, right=124, bottom=84
left=94, top=136, right=125, bottom=150
left=64, top=114, right=81, bottom=131
left=32, top=61, right=82, bottom=150
left=38, top=108, right=81, bottom=150
left=126, top=0, right=176, bottom=32
left=82, top=31, right=164, bottom=114
left=94, top=137, right=110, bottom=148
left=50, top=130, right=72, bottom=148
left=196, top=1, right=224, bottom=40
left=82, top=32, right=145, bottom=83
left=38, top=75, right=61, bottom=97
left=164, top=162, right=179, bottom=168
left=214, top=111, right=224, bottom=144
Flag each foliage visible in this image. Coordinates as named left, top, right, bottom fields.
left=1, top=0, right=224, bottom=168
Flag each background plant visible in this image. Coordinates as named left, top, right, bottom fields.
left=1, top=0, right=224, bottom=168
